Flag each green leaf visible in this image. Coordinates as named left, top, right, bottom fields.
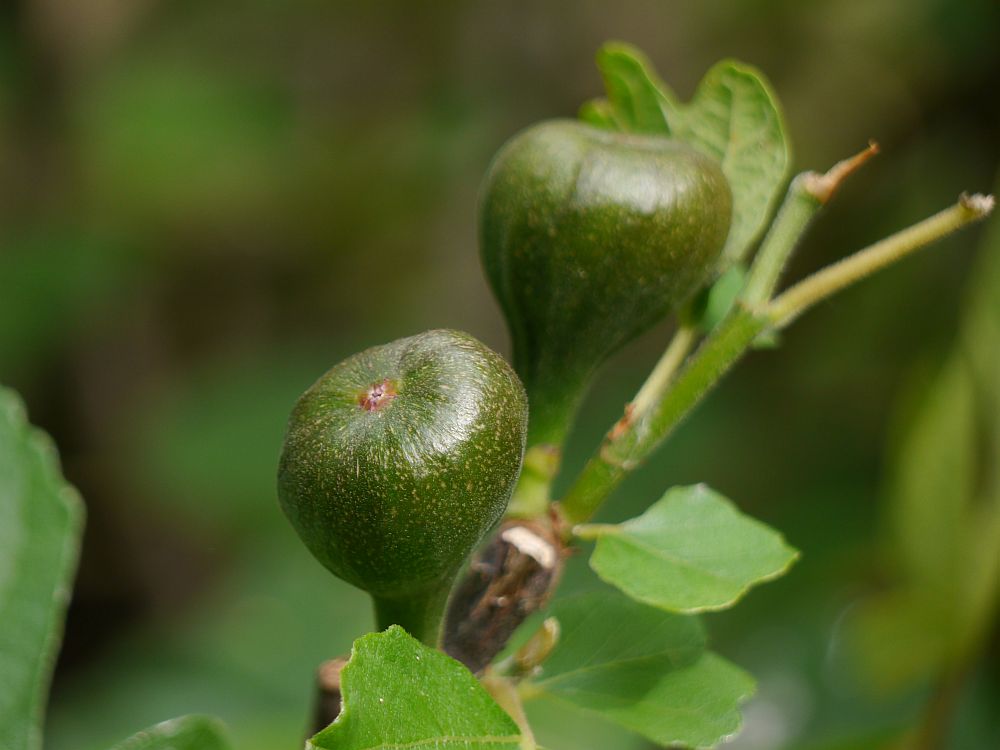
left=665, top=59, right=791, bottom=267
left=592, top=44, right=670, bottom=133
left=311, top=626, right=522, bottom=750
left=109, top=716, right=232, bottom=750
left=578, top=98, right=618, bottom=130
left=579, top=484, right=799, bottom=613
left=586, top=43, right=791, bottom=269
left=682, top=264, right=747, bottom=334
left=528, top=592, right=754, bottom=749
left=536, top=591, right=707, bottom=677
left=0, top=386, right=84, bottom=750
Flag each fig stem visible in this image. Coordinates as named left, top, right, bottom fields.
left=522, top=371, right=588, bottom=450
left=372, top=582, right=453, bottom=648
left=506, top=445, right=561, bottom=519
left=558, top=190, right=994, bottom=526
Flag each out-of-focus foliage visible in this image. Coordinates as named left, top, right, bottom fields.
left=844, top=172, right=1000, bottom=745
left=0, top=0, right=996, bottom=748
left=109, top=716, right=232, bottom=750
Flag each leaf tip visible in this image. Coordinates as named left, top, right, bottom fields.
left=597, top=39, right=646, bottom=61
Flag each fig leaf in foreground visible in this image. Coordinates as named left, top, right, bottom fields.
left=578, top=484, right=799, bottom=613
left=0, top=386, right=84, bottom=750
left=311, top=626, right=523, bottom=750
left=109, top=716, right=232, bottom=750
left=586, top=42, right=791, bottom=269
left=525, top=592, right=754, bottom=749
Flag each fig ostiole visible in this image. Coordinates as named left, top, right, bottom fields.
left=278, top=329, right=528, bottom=646
left=480, top=119, right=733, bottom=447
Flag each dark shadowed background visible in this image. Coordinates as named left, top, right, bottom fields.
left=1, top=1, right=998, bottom=748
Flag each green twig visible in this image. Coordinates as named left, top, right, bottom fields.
left=769, top=193, right=995, bottom=327
left=559, top=306, right=768, bottom=525
left=630, top=324, right=700, bottom=418
left=743, top=140, right=880, bottom=306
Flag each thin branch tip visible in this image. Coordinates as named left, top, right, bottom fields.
left=803, top=141, right=881, bottom=204
left=960, top=192, right=995, bottom=217
left=769, top=190, right=997, bottom=330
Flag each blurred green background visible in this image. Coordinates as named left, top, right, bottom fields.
left=1, top=1, right=998, bottom=748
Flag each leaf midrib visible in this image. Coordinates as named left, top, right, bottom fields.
left=329, top=735, right=523, bottom=750
left=608, top=525, right=745, bottom=589
left=535, top=649, right=695, bottom=690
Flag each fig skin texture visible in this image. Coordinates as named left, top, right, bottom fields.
left=278, top=329, right=528, bottom=644
left=480, top=119, right=733, bottom=445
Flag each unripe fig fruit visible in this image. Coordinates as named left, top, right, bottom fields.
left=278, top=329, right=528, bottom=645
left=480, top=119, right=733, bottom=445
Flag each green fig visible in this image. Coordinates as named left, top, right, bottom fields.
left=480, top=119, right=733, bottom=446
left=278, top=329, right=528, bottom=645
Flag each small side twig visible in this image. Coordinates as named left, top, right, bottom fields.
left=769, top=193, right=995, bottom=327
left=801, top=139, right=881, bottom=204
left=443, top=517, right=565, bottom=673
left=742, top=140, right=880, bottom=307
left=311, top=657, right=348, bottom=735
left=629, top=324, right=699, bottom=422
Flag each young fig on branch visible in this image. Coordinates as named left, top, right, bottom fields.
left=278, top=329, right=528, bottom=645
left=480, top=120, right=732, bottom=446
